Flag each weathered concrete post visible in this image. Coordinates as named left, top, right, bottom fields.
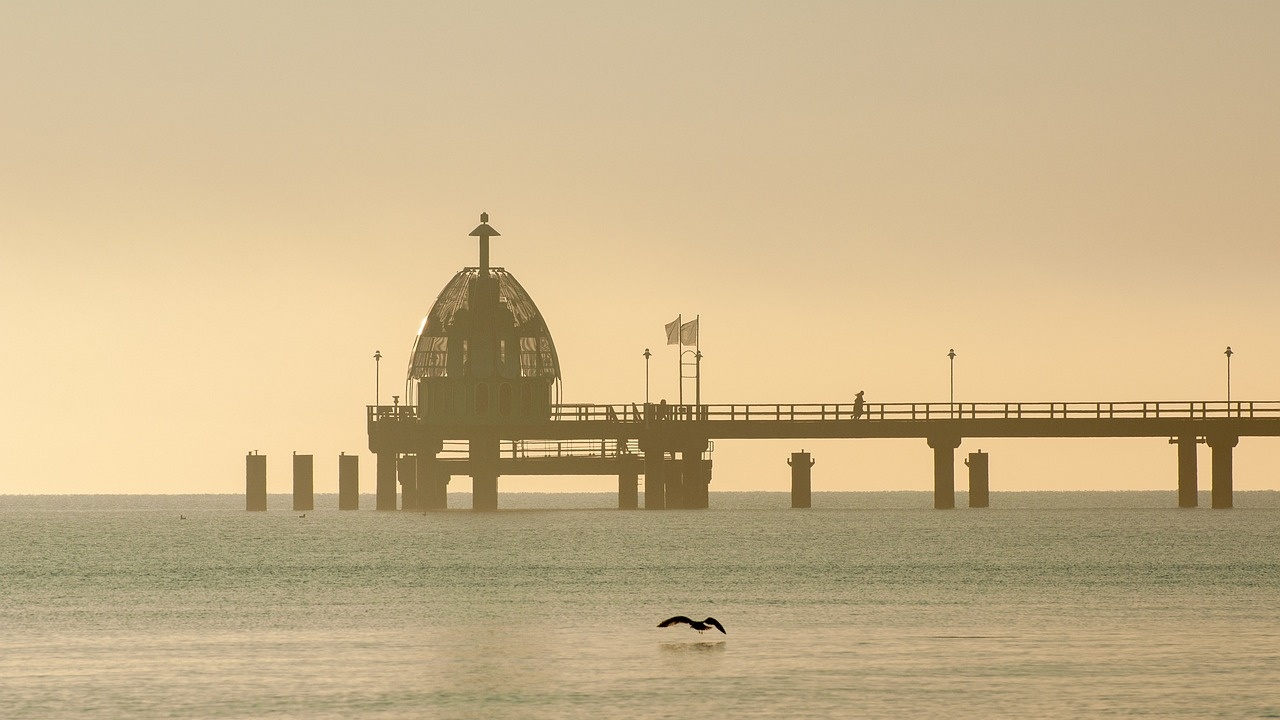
left=682, top=441, right=709, bottom=509
left=376, top=451, right=398, bottom=510
left=643, top=450, right=665, bottom=509
left=788, top=450, right=813, bottom=508
left=338, top=453, right=359, bottom=510
left=965, top=450, right=989, bottom=508
left=665, top=454, right=686, bottom=509
left=470, top=435, right=500, bottom=511
left=397, top=454, right=418, bottom=511
left=292, top=452, right=314, bottom=512
left=928, top=435, right=962, bottom=509
left=1175, top=435, right=1198, bottom=508
left=418, top=442, right=448, bottom=510
left=245, top=452, right=267, bottom=511
left=1207, top=434, right=1238, bottom=509
left=618, top=468, right=639, bottom=509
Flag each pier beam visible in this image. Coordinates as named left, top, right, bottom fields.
left=1207, top=434, right=1238, bottom=509
left=682, top=441, right=709, bottom=509
left=789, top=451, right=814, bottom=509
left=397, top=455, right=418, bottom=511
left=965, top=450, right=989, bottom=508
left=928, top=435, right=962, bottom=509
left=470, top=435, right=499, bottom=511
left=245, top=453, right=266, bottom=511
left=292, top=453, right=314, bottom=512
left=643, top=451, right=665, bottom=509
left=376, top=451, right=398, bottom=510
left=338, top=453, right=359, bottom=510
left=1175, top=436, right=1198, bottom=508
left=618, top=469, right=638, bottom=509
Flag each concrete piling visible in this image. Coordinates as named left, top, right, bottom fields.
left=245, top=452, right=266, bottom=511
left=788, top=450, right=813, bottom=509
left=376, top=451, right=398, bottom=510
left=1207, top=434, right=1237, bottom=509
left=682, top=443, right=709, bottom=509
left=338, top=453, right=359, bottom=510
left=643, top=451, right=665, bottom=509
left=1175, top=436, right=1198, bottom=508
left=928, top=435, right=961, bottom=509
left=292, top=452, right=314, bottom=512
left=965, top=450, right=989, bottom=508
left=618, top=469, right=638, bottom=509
left=471, top=436, right=500, bottom=510
left=397, top=455, right=418, bottom=511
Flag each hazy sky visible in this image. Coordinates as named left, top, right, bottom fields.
left=3, top=1, right=1278, bottom=495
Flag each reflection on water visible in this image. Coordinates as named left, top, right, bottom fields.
left=660, top=641, right=726, bottom=653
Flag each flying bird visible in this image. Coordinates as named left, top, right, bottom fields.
left=657, top=616, right=726, bottom=634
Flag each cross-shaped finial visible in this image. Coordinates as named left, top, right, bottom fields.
left=468, top=212, right=501, bottom=271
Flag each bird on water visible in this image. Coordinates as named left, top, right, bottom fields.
left=657, top=616, right=727, bottom=634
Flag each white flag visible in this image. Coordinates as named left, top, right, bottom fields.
left=680, top=318, right=698, bottom=345
left=665, top=316, right=681, bottom=345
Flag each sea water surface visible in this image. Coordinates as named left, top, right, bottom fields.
left=2, top=491, right=1279, bottom=719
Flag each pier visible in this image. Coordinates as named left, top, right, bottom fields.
left=252, top=213, right=1280, bottom=511
left=368, top=399, right=1280, bottom=510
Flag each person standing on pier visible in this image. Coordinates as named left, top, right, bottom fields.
left=852, top=391, right=865, bottom=420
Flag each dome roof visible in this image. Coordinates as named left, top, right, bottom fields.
left=406, top=267, right=560, bottom=381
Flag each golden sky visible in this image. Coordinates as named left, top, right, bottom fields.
left=3, top=1, right=1278, bottom=495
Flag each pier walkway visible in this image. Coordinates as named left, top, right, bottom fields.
left=367, top=399, right=1280, bottom=510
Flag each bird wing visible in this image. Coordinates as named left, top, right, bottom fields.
left=658, top=616, right=694, bottom=628
left=704, top=617, right=727, bottom=634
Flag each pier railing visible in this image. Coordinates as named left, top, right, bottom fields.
left=547, top=400, right=1280, bottom=422
left=432, top=438, right=714, bottom=459
left=371, top=400, right=1280, bottom=426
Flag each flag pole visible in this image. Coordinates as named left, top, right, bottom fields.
left=676, top=314, right=682, bottom=406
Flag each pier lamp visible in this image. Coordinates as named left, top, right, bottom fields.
left=374, top=350, right=382, bottom=406
left=644, top=348, right=651, bottom=403
left=696, top=350, right=702, bottom=409
left=1225, top=346, right=1233, bottom=413
left=948, top=348, right=956, bottom=418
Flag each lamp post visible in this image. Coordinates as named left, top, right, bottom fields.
left=374, top=350, right=382, bottom=406
left=1224, top=346, right=1233, bottom=413
left=948, top=348, right=956, bottom=418
left=643, top=348, right=651, bottom=403
left=695, top=350, right=702, bottom=409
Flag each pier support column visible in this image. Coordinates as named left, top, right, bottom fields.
left=965, top=450, right=989, bottom=508
left=1175, top=436, right=1198, bottom=508
left=1207, top=434, right=1238, bottom=509
left=376, top=451, right=398, bottom=510
left=643, top=451, right=666, bottom=509
left=789, top=451, right=814, bottom=509
left=663, top=455, right=685, bottom=508
left=470, top=435, right=499, bottom=511
left=418, top=461, right=448, bottom=511
left=245, top=453, right=266, bottom=511
left=682, top=441, right=709, bottom=509
left=338, top=453, right=359, bottom=510
left=292, top=453, right=314, bottom=512
left=618, top=468, right=638, bottom=509
left=928, top=435, right=962, bottom=509
left=397, top=455, right=418, bottom=511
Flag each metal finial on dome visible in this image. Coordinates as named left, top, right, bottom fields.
left=468, top=211, right=501, bottom=272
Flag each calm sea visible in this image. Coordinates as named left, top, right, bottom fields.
left=2, top=491, right=1279, bottom=719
